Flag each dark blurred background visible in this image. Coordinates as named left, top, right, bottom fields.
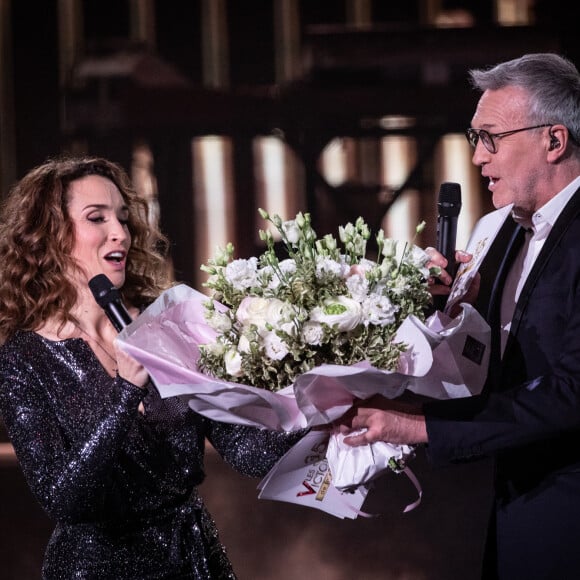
left=0, top=1, right=577, bottom=578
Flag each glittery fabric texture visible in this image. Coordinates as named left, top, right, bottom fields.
left=0, top=331, right=305, bottom=579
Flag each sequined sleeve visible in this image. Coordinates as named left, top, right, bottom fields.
left=207, top=420, right=308, bottom=478
left=0, top=335, right=145, bottom=521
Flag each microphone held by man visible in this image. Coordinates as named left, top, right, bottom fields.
left=433, top=182, right=462, bottom=311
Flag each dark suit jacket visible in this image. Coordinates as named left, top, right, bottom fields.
left=424, top=186, right=580, bottom=579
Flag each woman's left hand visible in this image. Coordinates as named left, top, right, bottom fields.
left=114, top=341, right=149, bottom=388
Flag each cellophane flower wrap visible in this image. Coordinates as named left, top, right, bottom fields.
left=198, top=209, right=434, bottom=394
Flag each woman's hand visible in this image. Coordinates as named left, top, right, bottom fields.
left=114, top=341, right=149, bottom=389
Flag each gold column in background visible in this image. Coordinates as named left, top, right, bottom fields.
left=435, top=134, right=483, bottom=250
left=192, top=137, right=236, bottom=273
left=253, top=136, right=305, bottom=230
left=320, top=138, right=357, bottom=188
left=0, top=0, right=16, bottom=195
left=254, top=0, right=305, bottom=234
left=273, top=0, right=301, bottom=83
left=57, top=0, right=83, bottom=150
left=201, top=0, right=229, bottom=89
left=342, top=0, right=382, bottom=230
left=381, top=135, right=420, bottom=242
left=345, top=0, right=372, bottom=24
left=58, top=0, right=83, bottom=90
left=126, top=0, right=161, bottom=234
left=193, top=0, right=234, bottom=289
left=495, top=0, right=533, bottom=24
left=131, top=142, right=161, bottom=231
left=129, top=0, right=156, bottom=48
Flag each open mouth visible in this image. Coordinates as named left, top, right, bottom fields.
left=104, top=251, right=125, bottom=263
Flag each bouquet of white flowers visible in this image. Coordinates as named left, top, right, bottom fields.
left=117, top=209, right=491, bottom=518
left=198, top=209, right=434, bottom=392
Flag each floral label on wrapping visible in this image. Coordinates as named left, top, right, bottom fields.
left=258, top=431, right=368, bottom=519
left=296, top=437, right=332, bottom=500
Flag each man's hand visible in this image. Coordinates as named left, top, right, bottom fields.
left=336, top=395, right=428, bottom=446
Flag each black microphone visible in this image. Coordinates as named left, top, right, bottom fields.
left=89, top=274, right=133, bottom=332
left=436, top=182, right=462, bottom=278
left=434, top=182, right=462, bottom=311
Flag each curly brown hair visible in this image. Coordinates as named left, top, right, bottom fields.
left=0, top=155, right=173, bottom=341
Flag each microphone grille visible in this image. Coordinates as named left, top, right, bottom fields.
left=438, top=182, right=462, bottom=204
left=88, top=274, right=122, bottom=307
left=437, top=182, right=462, bottom=217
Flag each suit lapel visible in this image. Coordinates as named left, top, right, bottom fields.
left=506, top=187, right=580, bottom=354
left=474, top=216, right=519, bottom=319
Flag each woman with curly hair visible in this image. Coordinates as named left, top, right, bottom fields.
left=0, top=156, right=304, bottom=579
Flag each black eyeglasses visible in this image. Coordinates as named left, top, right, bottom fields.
left=465, top=124, right=552, bottom=153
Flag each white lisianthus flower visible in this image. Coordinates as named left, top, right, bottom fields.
left=202, top=341, right=226, bottom=357
left=281, top=219, right=300, bottom=244
left=381, top=238, right=397, bottom=259
left=345, top=273, right=369, bottom=302
left=224, top=348, right=243, bottom=377
left=301, top=320, right=324, bottom=346
left=309, top=295, right=363, bottom=332
left=315, top=256, right=345, bottom=279
left=262, top=259, right=297, bottom=290
left=224, top=257, right=259, bottom=290
left=278, top=259, right=297, bottom=276
left=262, top=331, right=290, bottom=360
left=237, top=334, right=251, bottom=354
left=407, top=245, right=431, bottom=278
left=362, top=294, right=397, bottom=326
left=205, top=310, right=232, bottom=333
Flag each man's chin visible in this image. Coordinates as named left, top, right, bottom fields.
left=491, top=190, right=514, bottom=210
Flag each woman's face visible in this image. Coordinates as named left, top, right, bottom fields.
left=67, top=174, right=131, bottom=289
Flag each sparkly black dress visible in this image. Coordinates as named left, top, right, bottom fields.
left=0, top=331, right=304, bottom=579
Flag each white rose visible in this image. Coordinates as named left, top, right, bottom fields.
left=266, top=299, right=298, bottom=336
left=224, top=348, right=243, bottom=377
left=309, top=295, right=362, bottom=332
left=224, top=257, right=259, bottom=290
left=237, top=296, right=297, bottom=336
left=236, top=296, right=271, bottom=330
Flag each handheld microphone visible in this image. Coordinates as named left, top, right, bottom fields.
left=89, top=274, right=133, bottom=332
left=436, top=182, right=462, bottom=279
left=433, top=182, right=461, bottom=311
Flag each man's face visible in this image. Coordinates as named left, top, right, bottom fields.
left=469, top=85, right=552, bottom=217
